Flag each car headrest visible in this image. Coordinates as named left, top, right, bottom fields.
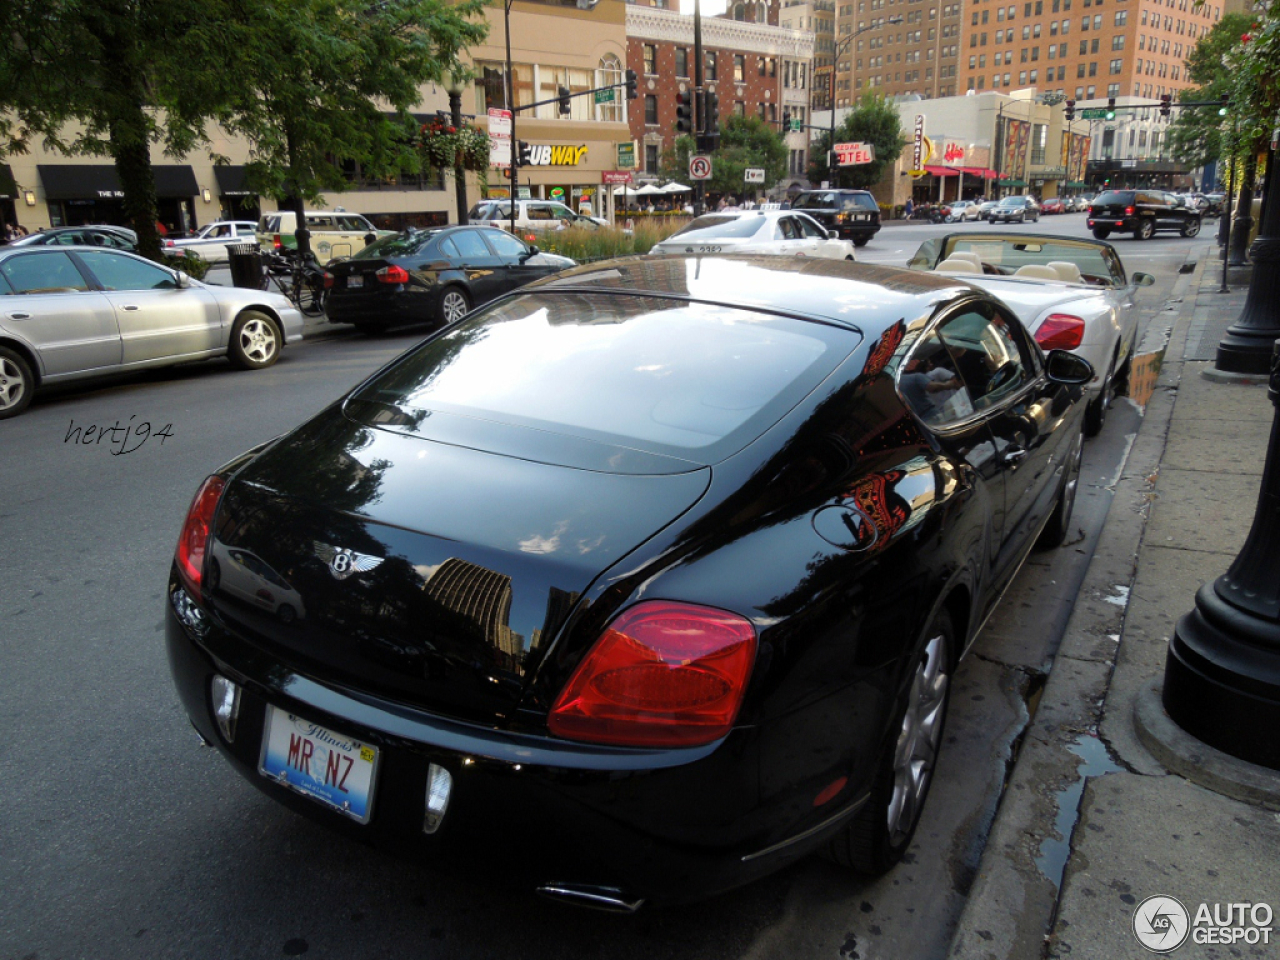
left=935, top=258, right=981, bottom=274
left=1013, top=264, right=1061, bottom=280
left=1047, top=260, right=1084, bottom=283
left=947, top=251, right=984, bottom=268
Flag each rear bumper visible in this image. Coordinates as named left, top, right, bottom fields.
left=325, top=288, right=437, bottom=328
left=165, top=581, right=865, bottom=904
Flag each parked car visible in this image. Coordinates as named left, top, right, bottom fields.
left=1087, top=190, right=1202, bottom=240
left=323, top=225, right=575, bottom=331
left=978, top=199, right=1001, bottom=220
left=946, top=200, right=982, bottom=222
left=165, top=254, right=1094, bottom=909
left=256, top=210, right=389, bottom=265
left=648, top=210, right=857, bottom=259
left=907, top=231, right=1155, bottom=435
left=166, top=221, right=260, bottom=263
left=468, top=199, right=603, bottom=235
left=0, top=247, right=302, bottom=418
left=1040, top=198, right=1066, bottom=215
left=1200, top=193, right=1226, bottom=217
left=1067, top=196, right=1092, bottom=212
left=988, top=196, right=1041, bottom=223
left=789, top=189, right=881, bottom=245
left=8, top=225, right=138, bottom=251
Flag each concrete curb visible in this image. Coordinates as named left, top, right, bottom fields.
left=1133, top=678, right=1280, bottom=810
left=946, top=255, right=1205, bottom=960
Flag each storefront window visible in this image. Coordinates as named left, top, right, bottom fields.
left=474, top=61, right=535, bottom=112
left=538, top=66, right=594, bottom=120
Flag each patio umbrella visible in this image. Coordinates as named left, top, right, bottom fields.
left=662, top=182, right=692, bottom=193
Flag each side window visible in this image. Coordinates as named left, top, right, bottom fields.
left=937, top=305, right=1031, bottom=411
left=306, top=216, right=336, bottom=229
left=0, top=252, right=92, bottom=293
left=449, top=231, right=492, bottom=260
left=484, top=230, right=530, bottom=260
left=796, top=215, right=827, bottom=238
left=337, top=215, right=367, bottom=231
left=779, top=218, right=798, bottom=240
left=549, top=204, right=576, bottom=220
left=527, top=205, right=555, bottom=222
left=899, top=329, right=975, bottom=426
left=76, top=251, right=177, bottom=291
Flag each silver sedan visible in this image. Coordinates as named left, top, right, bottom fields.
left=0, top=247, right=303, bottom=418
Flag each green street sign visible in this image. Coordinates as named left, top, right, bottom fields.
left=789, top=118, right=801, bottom=132
left=1080, top=108, right=1108, bottom=119
left=594, top=88, right=615, bottom=104
left=616, top=142, right=636, bottom=169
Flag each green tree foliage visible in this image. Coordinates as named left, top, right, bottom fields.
left=211, top=0, right=488, bottom=255
left=1167, top=13, right=1253, bottom=168
left=1229, top=3, right=1280, bottom=154
left=660, top=115, right=787, bottom=196
left=807, top=93, right=908, bottom=189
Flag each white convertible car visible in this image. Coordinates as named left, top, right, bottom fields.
left=907, top=232, right=1154, bottom=435
left=649, top=210, right=857, bottom=260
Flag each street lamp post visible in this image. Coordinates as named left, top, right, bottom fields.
left=827, top=17, right=902, bottom=187
left=444, top=71, right=470, bottom=226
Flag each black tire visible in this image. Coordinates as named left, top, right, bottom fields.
left=826, top=610, right=955, bottom=875
left=228, top=310, right=283, bottom=370
left=438, top=286, right=471, bottom=325
left=1092, top=227, right=1111, bottom=240
left=1181, top=217, right=1201, bottom=238
left=1135, top=217, right=1155, bottom=240
left=1084, top=350, right=1118, bottom=437
left=0, top=345, right=35, bottom=419
left=854, top=238, right=870, bottom=247
left=1038, top=422, right=1085, bottom=548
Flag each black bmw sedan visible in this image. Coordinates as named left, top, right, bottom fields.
left=167, top=255, right=1092, bottom=909
left=323, top=225, right=575, bottom=331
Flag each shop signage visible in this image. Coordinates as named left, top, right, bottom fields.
left=835, top=142, right=874, bottom=166
left=602, top=170, right=633, bottom=185
left=616, top=142, right=637, bottom=170
left=943, top=142, right=965, bottom=164
left=1035, top=167, right=1067, bottom=179
left=913, top=115, right=926, bottom=170
left=744, top=167, right=765, bottom=183
left=522, top=144, right=589, bottom=166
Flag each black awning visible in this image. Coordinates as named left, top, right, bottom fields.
left=213, top=165, right=255, bottom=197
left=38, top=164, right=199, bottom=200
left=0, top=164, right=17, bottom=200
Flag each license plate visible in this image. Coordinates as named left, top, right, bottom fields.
left=259, top=705, right=379, bottom=822
left=347, top=275, right=363, bottom=289
left=855, top=214, right=870, bottom=221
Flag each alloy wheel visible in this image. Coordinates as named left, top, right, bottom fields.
left=0, top=355, right=27, bottom=412
left=887, top=631, right=951, bottom=842
left=441, top=290, right=469, bottom=324
left=238, top=317, right=278, bottom=365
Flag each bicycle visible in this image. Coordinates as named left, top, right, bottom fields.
left=260, top=248, right=329, bottom=317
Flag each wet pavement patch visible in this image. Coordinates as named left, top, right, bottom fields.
left=1034, top=735, right=1125, bottom=891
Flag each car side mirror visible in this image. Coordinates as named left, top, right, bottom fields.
left=1045, top=349, right=1094, bottom=385
left=527, top=245, right=539, bottom=256
left=175, top=271, right=191, bottom=288
left=1132, top=272, right=1155, bottom=287
left=828, top=229, right=839, bottom=240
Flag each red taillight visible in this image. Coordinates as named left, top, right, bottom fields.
left=323, top=271, right=334, bottom=289
left=272, top=234, right=282, bottom=250
left=548, top=601, right=757, bottom=747
left=175, top=476, right=225, bottom=600
left=376, top=264, right=410, bottom=284
left=1036, top=314, right=1086, bottom=351
left=1124, top=205, right=1135, bottom=216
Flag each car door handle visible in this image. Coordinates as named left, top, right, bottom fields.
left=120, top=304, right=140, bottom=311
left=1002, top=446, right=1029, bottom=465
left=6, top=312, right=31, bottom=321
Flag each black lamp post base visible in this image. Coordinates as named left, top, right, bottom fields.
left=1214, top=237, right=1280, bottom=375
left=1165, top=582, right=1280, bottom=770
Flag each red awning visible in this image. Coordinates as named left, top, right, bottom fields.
left=962, top=166, right=999, bottom=179
left=924, top=164, right=961, bottom=176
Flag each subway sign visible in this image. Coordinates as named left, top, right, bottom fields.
left=519, top=144, right=590, bottom=167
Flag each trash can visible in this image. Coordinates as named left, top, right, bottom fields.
left=226, top=243, right=263, bottom=289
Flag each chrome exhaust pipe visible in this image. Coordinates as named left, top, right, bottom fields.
left=535, top=883, right=644, bottom=914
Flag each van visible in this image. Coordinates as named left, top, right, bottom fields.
left=468, top=199, right=603, bottom=235
left=256, top=210, right=386, bottom=264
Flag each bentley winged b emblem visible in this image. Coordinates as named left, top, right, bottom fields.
left=313, top=541, right=385, bottom=581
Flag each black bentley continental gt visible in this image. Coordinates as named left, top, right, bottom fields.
left=166, top=255, right=1093, bottom=909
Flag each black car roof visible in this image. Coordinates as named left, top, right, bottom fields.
left=528, top=254, right=976, bottom=337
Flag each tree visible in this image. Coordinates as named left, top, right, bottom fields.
left=0, top=0, right=231, bottom=257
left=808, top=92, right=908, bottom=189
left=660, top=115, right=787, bottom=197
left=208, top=0, right=488, bottom=258
left=1167, top=13, right=1253, bottom=169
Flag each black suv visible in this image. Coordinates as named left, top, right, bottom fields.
left=1087, top=190, right=1202, bottom=240
left=790, top=189, right=881, bottom=246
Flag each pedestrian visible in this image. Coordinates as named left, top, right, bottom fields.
left=155, top=219, right=168, bottom=237
left=905, top=197, right=914, bottom=219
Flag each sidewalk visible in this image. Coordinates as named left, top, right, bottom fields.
left=950, top=255, right=1280, bottom=959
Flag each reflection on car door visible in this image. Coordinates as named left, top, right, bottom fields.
left=74, top=251, right=221, bottom=365
left=482, top=229, right=548, bottom=295
left=440, top=231, right=506, bottom=307
left=0, top=251, right=122, bottom=376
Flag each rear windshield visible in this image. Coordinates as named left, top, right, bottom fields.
left=352, top=230, right=439, bottom=259
left=670, top=215, right=767, bottom=240
left=793, top=192, right=876, bottom=212
left=1092, top=191, right=1135, bottom=205
left=349, top=292, right=855, bottom=462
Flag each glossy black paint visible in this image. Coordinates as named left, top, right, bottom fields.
left=167, top=255, right=1087, bottom=905
left=323, top=225, right=573, bottom=330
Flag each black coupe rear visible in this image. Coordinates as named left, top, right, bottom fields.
left=167, top=255, right=1093, bottom=909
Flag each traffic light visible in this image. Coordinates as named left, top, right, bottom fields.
left=1105, top=97, right=1116, bottom=121
left=675, top=90, right=694, bottom=134
left=625, top=69, right=638, bottom=100
left=1160, top=93, right=1172, bottom=118
left=516, top=141, right=532, bottom=166
left=781, top=109, right=790, bottom=130
left=1219, top=93, right=1229, bottom=116
left=703, top=90, right=720, bottom=135
left=1064, top=99, right=1075, bottom=122
left=558, top=86, right=572, bottom=117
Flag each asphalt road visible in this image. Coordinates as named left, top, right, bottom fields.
left=0, top=221, right=1211, bottom=960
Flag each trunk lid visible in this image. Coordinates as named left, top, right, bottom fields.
left=204, top=410, right=710, bottom=724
